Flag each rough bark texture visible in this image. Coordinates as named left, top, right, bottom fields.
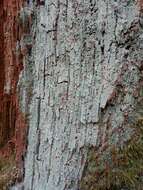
left=10, top=0, right=143, bottom=190
left=2, top=0, right=143, bottom=190
left=0, top=1, right=30, bottom=189
left=0, top=0, right=27, bottom=167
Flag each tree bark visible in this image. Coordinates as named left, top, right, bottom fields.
left=9, top=0, right=143, bottom=190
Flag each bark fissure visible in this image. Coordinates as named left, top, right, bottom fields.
left=11, top=0, right=143, bottom=190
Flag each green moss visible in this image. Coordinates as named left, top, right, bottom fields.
left=80, top=118, right=143, bottom=190
left=0, top=154, right=20, bottom=190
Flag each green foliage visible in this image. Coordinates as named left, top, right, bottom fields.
left=80, top=118, right=143, bottom=190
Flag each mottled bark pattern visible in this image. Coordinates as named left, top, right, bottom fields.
left=12, top=0, right=143, bottom=189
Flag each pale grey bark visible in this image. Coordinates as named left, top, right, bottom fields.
left=12, top=0, right=143, bottom=190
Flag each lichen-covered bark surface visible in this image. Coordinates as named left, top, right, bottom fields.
left=12, top=0, right=143, bottom=190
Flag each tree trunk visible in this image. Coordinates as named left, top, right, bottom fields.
left=1, top=0, right=143, bottom=190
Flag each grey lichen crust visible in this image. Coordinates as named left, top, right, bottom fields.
left=14, top=0, right=143, bottom=190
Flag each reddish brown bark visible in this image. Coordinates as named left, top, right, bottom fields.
left=0, top=0, right=27, bottom=166
left=139, top=0, right=143, bottom=10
